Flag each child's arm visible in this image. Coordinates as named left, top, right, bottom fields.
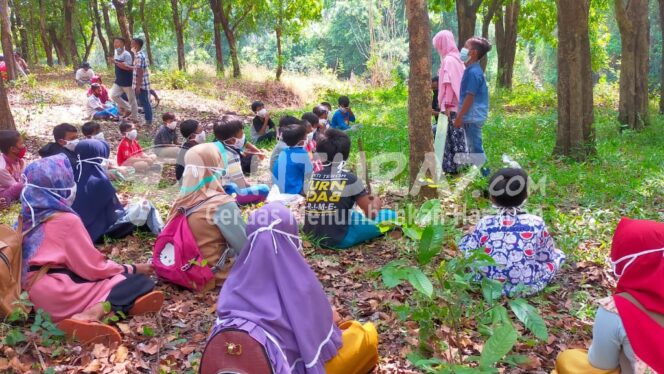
left=356, top=194, right=383, bottom=220
left=244, top=142, right=267, bottom=159
left=454, top=94, right=474, bottom=128
left=348, top=109, right=356, bottom=123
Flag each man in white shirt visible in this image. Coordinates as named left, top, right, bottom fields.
left=75, top=62, right=95, bottom=86
left=109, top=37, right=139, bottom=121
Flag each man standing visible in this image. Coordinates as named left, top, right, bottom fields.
left=109, top=37, right=139, bottom=121
left=132, top=37, right=152, bottom=126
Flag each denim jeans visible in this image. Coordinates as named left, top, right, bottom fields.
left=463, top=122, right=487, bottom=168
left=137, top=89, right=153, bottom=124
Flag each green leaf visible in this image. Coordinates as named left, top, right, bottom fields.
left=143, top=326, right=155, bottom=337
left=406, top=267, right=434, bottom=298
left=402, top=226, right=423, bottom=241
left=509, top=298, right=549, bottom=341
left=3, top=328, right=26, bottom=346
left=479, top=323, right=517, bottom=369
left=381, top=261, right=409, bottom=288
left=481, top=278, right=503, bottom=305
left=490, top=305, right=510, bottom=326
left=416, top=199, right=442, bottom=226
left=417, top=224, right=444, bottom=265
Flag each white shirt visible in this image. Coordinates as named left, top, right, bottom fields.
left=87, top=95, right=104, bottom=116
left=76, top=68, right=95, bottom=82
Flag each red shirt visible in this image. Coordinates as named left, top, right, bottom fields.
left=117, top=137, right=144, bottom=166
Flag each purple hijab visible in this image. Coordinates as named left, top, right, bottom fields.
left=215, top=203, right=342, bottom=373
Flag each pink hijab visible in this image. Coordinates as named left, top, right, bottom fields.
left=432, top=30, right=464, bottom=110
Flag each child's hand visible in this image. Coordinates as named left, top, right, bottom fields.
left=454, top=116, right=463, bottom=128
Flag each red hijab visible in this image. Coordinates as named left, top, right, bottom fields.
left=610, top=217, right=664, bottom=372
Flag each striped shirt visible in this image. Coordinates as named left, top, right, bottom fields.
left=132, top=50, right=150, bottom=91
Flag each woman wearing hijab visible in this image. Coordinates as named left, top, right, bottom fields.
left=167, top=142, right=248, bottom=289
left=432, top=30, right=467, bottom=174
left=72, top=139, right=162, bottom=243
left=554, top=218, right=664, bottom=374
left=200, top=203, right=379, bottom=374
left=20, top=155, right=163, bottom=346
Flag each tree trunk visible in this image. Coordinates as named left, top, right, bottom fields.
left=495, top=0, right=519, bottom=88
left=209, top=0, right=225, bottom=75
left=101, top=1, right=115, bottom=55
left=80, top=20, right=96, bottom=62
left=63, top=0, right=79, bottom=68
left=0, top=76, right=15, bottom=130
left=614, top=0, right=650, bottom=130
left=554, top=0, right=595, bottom=160
left=660, top=0, right=664, bottom=114
left=405, top=0, right=436, bottom=199
left=91, top=0, right=110, bottom=65
left=275, top=26, right=283, bottom=80
left=112, top=0, right=132, bottom=50
left=139, top=0, right=154, bottom=65
left=38, top=0, right=53, bottom=66
left=12, top=1, right=30, bottom=65
left=456, top=0, right=483, bottom=49
left=28, top=5, right=38, bottom=64
left=480, top=0, right=500, bottom=71
left=49, top=27, right=69, bottom=65
left=0, top=0, right=17, bottom=80
left=170, top=0, right=186, bottom=71
left=218, top=1, right=241, bottom=78
left=127, top=0, right=134, bottom=35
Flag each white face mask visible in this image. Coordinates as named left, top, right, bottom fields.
left=20, top=180, right=77, bottom=225
left=76, top=156, right=109, bottom=181
left=94, top=132, right=105, bottom=141
left=611, top=247, right=664, bottom=277
left=225, top=134, right=245, bottom=149
left=318, top=118, right=327, bottom=127
left=306, top=132, right=314, bottom=143
left=167, top=122, right=177, bottom=130
left=194, top=131, right=207, bottom=144
left=126, top=129, right=138, bottom=140
left=257, top=108, right=268, bottom=118
left=64, top=139, right=80, bottom=152
left=115, top=47, right=124, bottom=54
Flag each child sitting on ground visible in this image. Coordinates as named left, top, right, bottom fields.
left=250, top=101, right=276, bottom=143
left=213, top=119, right=269, bottom=204
left=269, top=115, right=301, bottom=171
left=303, top=129, right=396, bottom=249
left=87, top=83, right=119, bottom=121
left=87, top=76, right=110, bottom=104
left=81, top=121, right=106, bottom=142
left=272, top=122, right=313, bottom=195
left=330, top=96, right=358, bottom=131
left=458, top=167, right=565, bottom=296
left=312, top=105, right=330, bottom=141
left=175, top=119, right=206, bottom=181
left=301, top=112, right=323, bottom=172
left=117, top=122, right=155, bottom=171
left=153, top=112, right=180, bottom=159
left=213, top=117, right=266, bottom=176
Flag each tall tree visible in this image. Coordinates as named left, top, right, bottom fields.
left=63, top=0, right=79, bottom=67
left=660, top=0, right=664, bottom=114
left=91, top=0, right=110, bottom=65
left=494, top=0, right=520, bottom=88
left=0, top=0, right=17, bottom=80
left=139, top=0, right=154, bottom=65
left=209, top=0, right=225, bottom=75
left=112, top=0, right=133, bottom=50
left=405, top=0, right=436, bottom=199
left=101, top=0, right=116, bottom=54
left=456, top=0, right=483, bottom=48
left=170, top=0, right=186, bottom=71
left=37, top=0, right=54, bottom=66
left=127, top=0, right=135, bottom=34
left=480, top=0, right=500, bottom=71
left=0, top=76, right=15, bottom=130
left=218, top=0, right=255, bottom=78
left=49, top=26, right=69, bottom=65
left=79, top=20, right=96, bottom=62
left=12, top=1, right=30, bottom=65
left=267, top=0, right=322, bottom=81
left=554, top=0, right=595, bottom=160
left=615, top=0, right=650, bottom=130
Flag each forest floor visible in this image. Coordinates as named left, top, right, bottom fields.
left=1, top=68, right=663, bottom=373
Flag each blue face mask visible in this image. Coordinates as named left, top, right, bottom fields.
left=460, top=48, right=470, bottom=62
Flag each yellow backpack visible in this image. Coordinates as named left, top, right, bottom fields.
left=0, top=219, right=25, bottom=318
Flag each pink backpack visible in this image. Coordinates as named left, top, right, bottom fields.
left=152, top=202, right=213, bottom=291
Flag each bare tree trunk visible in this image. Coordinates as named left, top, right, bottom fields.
left=170, top=0, right=186, bottom=71
left=218, top=0, right=243, bottom=78
left=49, top=27, right=69, bottom=65
left=0, top=0, right=17, bottom=80
left=127, top=0, right=134, bottom=35
left=28, top=5, right=38, bottom=64
left=495, top=0, right=519, bottom=88
left=38, top=0, right=54, bottom=66
left=480, top=0, right=500, bottom=71
left=139, top=0, right=154, bottom=66
left=554, top=0, right=595, bottom=160
left=209, top=0, right=225, bottom=75
left=101, top=1, right=115, bottom=54
left=80, top=20, right=95, bottom=62
left=12, top=1, right=30, bottom=65
left=456, top=0, right=483, bottom=49
left=275, top=26, right=283, bottom=80
left=405, top=0, right=436, bottom=199
left=615, top=0, right=650, bottom=130
left=112, top=0, right=132, bottom=50
left=660, top=0, right=664, bottom=114
left=91, top=0, right=110, bottom=66
left=0, top=76, right=15, bottom=130
left=63, top=0, right=79, bottom=68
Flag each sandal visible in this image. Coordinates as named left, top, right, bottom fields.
left=129, top=291, right=164, bottom=316
left=57, top=319, right=121, bottom=347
